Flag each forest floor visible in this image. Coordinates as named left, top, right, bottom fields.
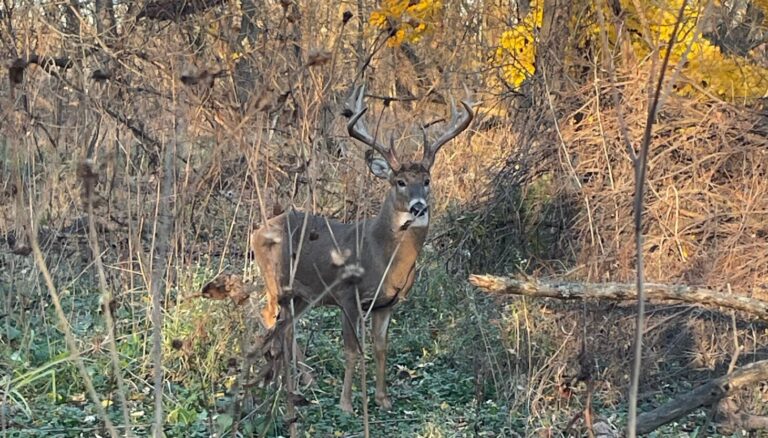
left=1, top=245, right=733, bottom=437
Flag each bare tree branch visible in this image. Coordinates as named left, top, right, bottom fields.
left=78, top=160, right=135, bottom=436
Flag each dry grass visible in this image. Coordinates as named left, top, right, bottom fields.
left=561, top=71, right=768, bottom=296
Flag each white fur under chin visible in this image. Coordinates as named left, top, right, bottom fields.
left=395, top=211, right=429, bottom=229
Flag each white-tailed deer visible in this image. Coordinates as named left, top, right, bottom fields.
left=251, top=85, right=473, bottom=412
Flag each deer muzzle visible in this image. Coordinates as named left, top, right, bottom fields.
left=409, top=200, right=428, bottom=217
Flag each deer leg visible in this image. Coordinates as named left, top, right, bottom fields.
left=260, top=285, right=279, bottom=329
left=250, top=228, right=283, bottom=330
left=339, top=304, right=360, bottom=413
left=284, top=297, right=315, bottom=387
left=372, top=306, right=393, bottom=410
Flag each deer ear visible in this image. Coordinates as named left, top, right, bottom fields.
left=367, top=157, right=392, bottom=180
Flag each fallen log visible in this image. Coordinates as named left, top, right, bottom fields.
left=468, top=274, right=768, bottom=321
left=634, top=359, right=768, bottom=435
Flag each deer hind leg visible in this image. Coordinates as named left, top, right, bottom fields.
left=339, top=303, right=361, bottom=413
left=372, top=306, right=393, bottom=410
left=250, top=227, right=284, bottom=330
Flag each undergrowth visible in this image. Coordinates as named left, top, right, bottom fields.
left=2, top=246, right=746, bottom=437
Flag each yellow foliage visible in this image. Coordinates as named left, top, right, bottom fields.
left=614, top=0, right=768, bottom=100
left=492, top=0, right=768, bottom=99
left=369, top=0, right=443, bottom=47
left=494, top=1, right=543, bottom=88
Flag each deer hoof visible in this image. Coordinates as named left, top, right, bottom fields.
left=375, top=394, right=392, bottom=411
left=260, top=307, right=277, bottom=329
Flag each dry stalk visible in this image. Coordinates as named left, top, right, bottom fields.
left=148, top=85, right=184, bottom=437
left=354, top=288, right=370, bottom=438
left=623, top=1, right=689, bottom=436
left=79, top=160, right=134, bottom=436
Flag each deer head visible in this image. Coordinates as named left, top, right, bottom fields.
left=346, top=85, right=474, bottom=228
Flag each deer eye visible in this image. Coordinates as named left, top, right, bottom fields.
left=424, top=178, right=430, bottom=187
left=396, top=179, right=406, bottom=188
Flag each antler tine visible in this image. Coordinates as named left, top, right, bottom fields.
left=421, top=92, right=474, bottom=169
left=346, top=85, right=400, bottom=170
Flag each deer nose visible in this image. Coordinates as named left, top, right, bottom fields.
left=409, top=201, right=428, bottom=217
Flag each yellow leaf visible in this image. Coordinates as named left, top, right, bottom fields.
left=370, top=11, right=387, bottom=27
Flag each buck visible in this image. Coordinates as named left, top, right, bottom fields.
left=251, top=84, right=473, bottom=412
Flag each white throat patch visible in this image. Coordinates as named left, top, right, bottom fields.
left=395, top=211, right=429, bottom=230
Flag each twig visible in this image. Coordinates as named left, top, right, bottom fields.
left=596, top=0, right=635, bottom=160
left=355, top=289, right=370, bottom=438
left=283, top=302, right=298, bottom=438
left=726, top=284, right=742, bottom=373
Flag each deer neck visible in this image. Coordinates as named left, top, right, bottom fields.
left=369, top=191, right=429, bottom=278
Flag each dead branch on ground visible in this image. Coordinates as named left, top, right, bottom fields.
left=714, top=397, right=768, bottom=435
left=468, top=274, right=768, bottom=320
left=634, top=359, right=768, bottom=435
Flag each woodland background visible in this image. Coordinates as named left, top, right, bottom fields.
left=1, top=0, right=768, bottom=436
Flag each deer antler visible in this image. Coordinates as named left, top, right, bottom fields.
left=421, top=91, right=474, bottom=169
left=347, top=85, right=401, bottom=171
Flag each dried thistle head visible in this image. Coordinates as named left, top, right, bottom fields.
left=342, top=10, right=353, bottom=24
left=76, top=159, right=98, bottom=202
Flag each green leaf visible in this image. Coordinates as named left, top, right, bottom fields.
left=5, top=325, right=22, bottom=341
left=216, top=413, right=233, bottom=432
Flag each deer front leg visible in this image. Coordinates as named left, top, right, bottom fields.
left=339, top=305, right=360, bottom=413
left=282, top=297, right=315, bottom=387
left=250, top=227, right=283, bottom=329
left=372, top=307, right=393, bottom=410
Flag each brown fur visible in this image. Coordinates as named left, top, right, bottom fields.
left=252, top=168, right=429, bottom=412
